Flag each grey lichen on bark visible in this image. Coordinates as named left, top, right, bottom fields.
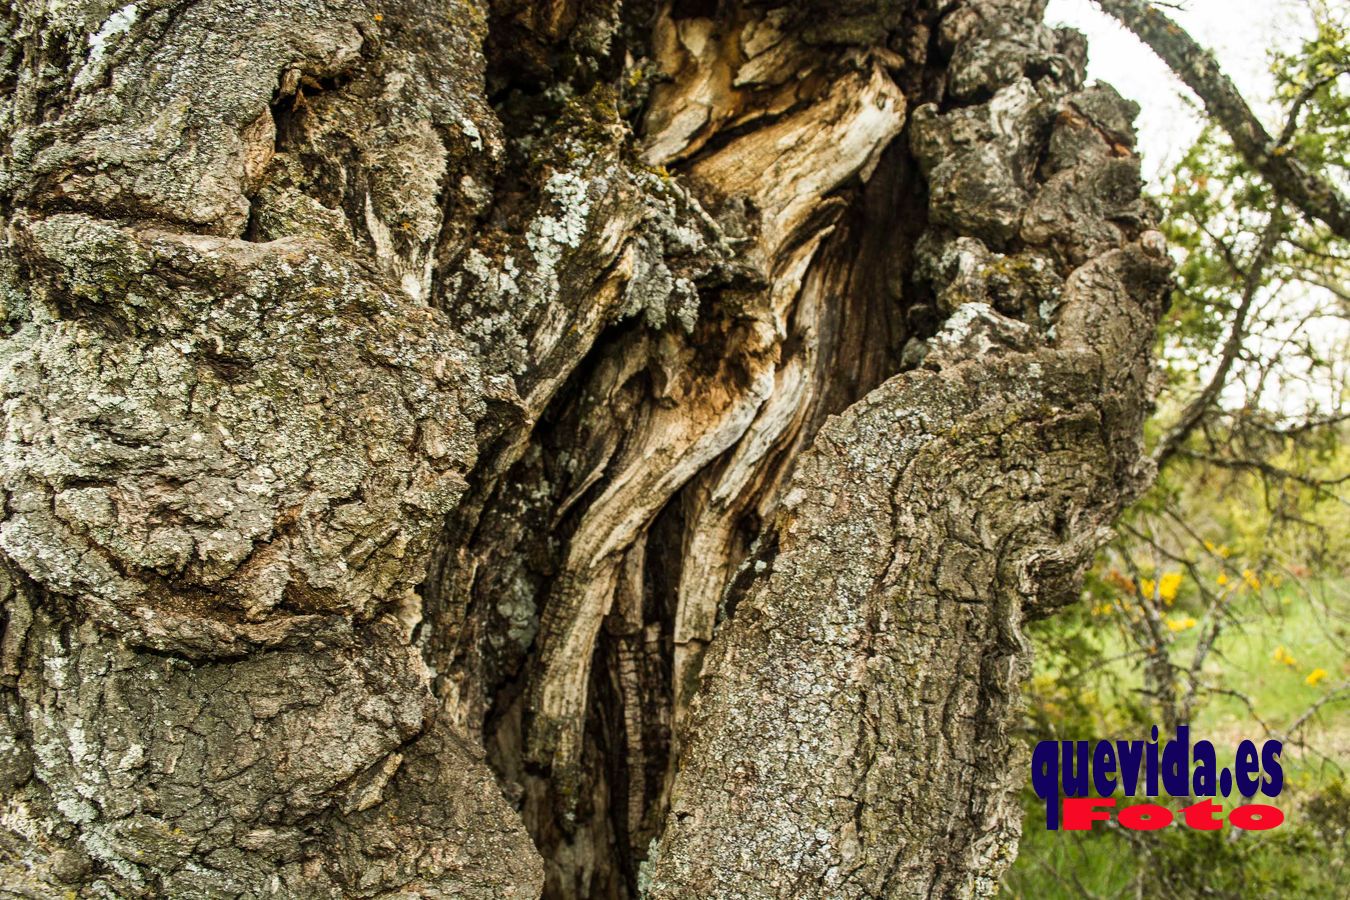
left=0, top=0, right=542, bottom=896
left=644, top=2, right=1169, bottom=896
left=0, top=0, right=1168, bottom=897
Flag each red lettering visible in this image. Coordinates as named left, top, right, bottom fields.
left=1118, top=803, right=1173, bottom=830
left=1062, top=797, right=1115, bottom=831
left=1181, top=798, right=1224, bottom=831
left=1052, top=797, right=1284, bottom=832
left=1229, top=804, right=1284, bottom=830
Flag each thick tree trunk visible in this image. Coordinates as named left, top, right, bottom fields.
left=0, top=0, right=1167, bottom=897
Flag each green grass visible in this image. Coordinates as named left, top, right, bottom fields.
left=1197, top=583, right=1346, bottom=727
left=1003, top=578, right=1349, bottom=898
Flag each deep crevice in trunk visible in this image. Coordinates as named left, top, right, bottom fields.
left=435, top=21, right=944, bottom=889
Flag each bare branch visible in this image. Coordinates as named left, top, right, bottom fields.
left=1152, top=212, right=1284, bottom=468
left=1243, top=410, right=1350, bottom=437
left=1093, top=0, right=1350, bottom=239
left=1276, top=66, right=1350, bottom=148
left=1280, top=680, right=1350, bottom=740
left=1178, top=449, right=1350, bottom=492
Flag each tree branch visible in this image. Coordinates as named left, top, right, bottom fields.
left=1152, top=212, right=1284, bottom=468
left=1280, top=680, right=1350, bottom=741
left=1093, top=0, right=1350, bottom=240
left=1276, top=66, right=1350, bottom=149
left=1178, top=449, right=1350, bottom=492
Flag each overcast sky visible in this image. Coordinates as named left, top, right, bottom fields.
left=1044, top=0, right=1316, bottom=185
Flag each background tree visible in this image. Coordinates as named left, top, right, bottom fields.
left=1008, top=3, right=1349, bottom=894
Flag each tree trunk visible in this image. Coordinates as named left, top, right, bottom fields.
left=0, top=0, right=1168, bottom=897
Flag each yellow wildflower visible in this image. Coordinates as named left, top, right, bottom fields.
left=1242, top=569, right=1261, bottom=591
left=1216, top=572, right=1229, bottom=586
left=1140, top=578, right=1155, bottom=598
left=1305, top=668, right=1328, bottom=687
left=1271, top=646, right=1298, bottom=668
left=1166, top=616, right=1197, bottom=632
left=1158, top=572, right=1182, bottom=604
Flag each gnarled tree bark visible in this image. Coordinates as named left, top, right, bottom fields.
left=0, top=0, right=1167, bottom=897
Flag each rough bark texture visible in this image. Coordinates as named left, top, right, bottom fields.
left=0, top=0, right=1167, bottom=897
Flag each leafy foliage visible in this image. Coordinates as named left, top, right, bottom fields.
left=1009, top=3, right=1349, bottom=894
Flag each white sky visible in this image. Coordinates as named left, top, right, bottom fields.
left=1045, top=0, right=1316, bottom=186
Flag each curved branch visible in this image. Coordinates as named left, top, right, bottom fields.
left=1152, top=211, right=1284, bottom=468
left=1094, top=0, right=1350, bottom=240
